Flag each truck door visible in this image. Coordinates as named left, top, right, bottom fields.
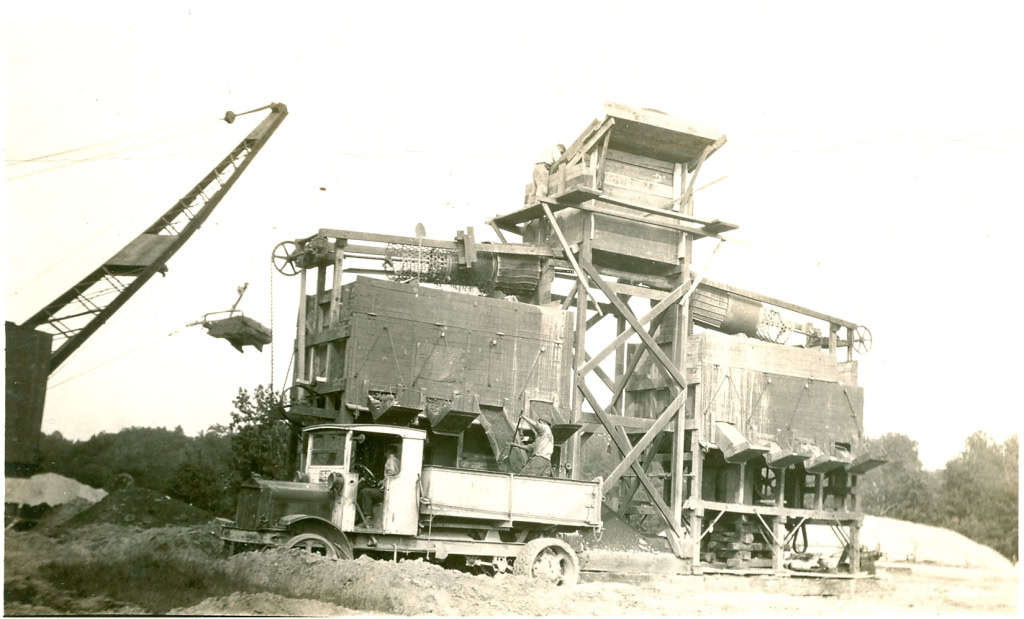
left=304, top=429, right=358, bottom=531
left=382, top=437, right=423, bottom=536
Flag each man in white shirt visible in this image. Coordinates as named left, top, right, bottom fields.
left=358, top=446, right=401, bottom=527
left=512, top=416, right=555, bottom=477
left=526, top=144, right=566, bottom=204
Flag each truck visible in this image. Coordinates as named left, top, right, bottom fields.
left=219, top=423, right=603, bottom=585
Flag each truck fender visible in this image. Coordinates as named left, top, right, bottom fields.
left=278, top=514, right=339, bottom=531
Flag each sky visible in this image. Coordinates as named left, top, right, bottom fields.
left=5, top=2, right=1022, bottom=470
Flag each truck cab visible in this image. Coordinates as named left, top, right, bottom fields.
left=302, top=424, right=424, bottom=536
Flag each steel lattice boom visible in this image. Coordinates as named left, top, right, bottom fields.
left=21, top=103, right=288, bottom=373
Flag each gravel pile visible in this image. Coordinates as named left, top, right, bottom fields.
left=60, top=487, right=212, bottom=530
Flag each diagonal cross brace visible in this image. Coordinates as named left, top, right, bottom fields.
left=579, top=382, right=687, bottom=556
left=617, top=432, right=669, bottom=518
left=588, top=313, right=667, bottom=421
left=578, top=239, right=723, bottom=378
left=603, top=388, right=687, bottom=488
left=540, top=202, right=602, bottom=316
left=581, top=261, right=688, bottom=391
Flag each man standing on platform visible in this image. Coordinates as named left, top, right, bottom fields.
left=526, top=143, right=565, bottom=204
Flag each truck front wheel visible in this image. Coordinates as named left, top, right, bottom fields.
left=284, top=533, right=339, bottom=558
left=512, top=538, right=579, bottom=586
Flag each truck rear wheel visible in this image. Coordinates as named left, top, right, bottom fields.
left=512, top=538, right=579, bottom=586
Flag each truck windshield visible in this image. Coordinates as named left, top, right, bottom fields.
left=309, top=431, right=347, bottom=466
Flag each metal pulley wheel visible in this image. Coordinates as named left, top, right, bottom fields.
left=851, top=325, right=873, bottom=353
left=281, top=383, right=320, bottom=414
left=756, top=467, right=778, bottom=501
left=272, top=241, right=302, bottom=276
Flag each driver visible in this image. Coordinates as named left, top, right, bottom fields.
left=357, top=446, right=400, bottom=527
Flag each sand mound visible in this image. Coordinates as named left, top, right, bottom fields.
left=804, top=515, right=1012, bottom=569
left=60, top=487, right=212, bottom=530
left=4, top=473, right=107, bottom=506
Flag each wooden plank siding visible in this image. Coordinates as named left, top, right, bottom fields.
left=304, top=278, right=573, bottom=415
left=624, top=330, right=865, bottom=452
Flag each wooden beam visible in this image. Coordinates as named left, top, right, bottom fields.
left=586, top=309, right=607, bottom=331
left=691, top=499, right=865, bottom=523
left=583, top=347, right=615, bottom=391
left=575, top=191, right=735, bottom=229
left=551, top=290, right=614, bottom=315
left=606, top=280, right=668, bottom=301
left=604, top=389, right=687, bottom=488
left=320, top=228, right=457, bottom=250
left=549, top=198, right=722, bottom=238
left=541, top=202, right=602, bottom=316
left=578, top=414, right=658, bottom=431
left=559, top=282, right=578, bottom=311
left=464, top=226, right=477, bottom=267
left=488, top=220, right=508, bottom=243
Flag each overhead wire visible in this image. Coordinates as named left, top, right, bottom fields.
left=7, top=127, right=209, bottom=181
left=47, top=328, right=185, bottom=390
left=9, top=114, right=238, bottom=292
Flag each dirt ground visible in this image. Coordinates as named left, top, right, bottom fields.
left=4, top=521, right=1018, bottom=616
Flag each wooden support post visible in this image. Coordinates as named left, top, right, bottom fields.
left=846, top=326, right=854, bottom=362
left=814, top=474, right=824, bottom=511
left=329, top=241, right=346, bottom=326
left=849, top=522, right=861, bottom=574
left=323, top=242, right=346, bottom=380
left=772, top=515, right=785, bottom=572
left=534, top=258, right=553, bottom=305
left=847, top=473, right=856, bottom=512
left=313, top=265, right=327, bottom=381
left=775, top=467, right=786, bottom=508
left=614, top=315, right=626, bottom=414
left=456, top=433, right=464, bottom=469
left=828, top=322, right=838, bottom=356
left=671, top=161, right=691, bottom=533
left=568, top=217, right=594, bottom=479
left=296, top=268, right=308, bottom=384
left=736, top=462, right=746, bottom=504
left=315, top=265, right=327, bottom=331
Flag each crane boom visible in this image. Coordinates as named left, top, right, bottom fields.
left=22, top=103, right=288, bottom=373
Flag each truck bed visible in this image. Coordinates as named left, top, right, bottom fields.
left=419, top=466, right=602, bottom=529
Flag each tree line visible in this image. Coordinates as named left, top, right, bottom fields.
left=859, top=431, right=1018, bottom=561
left=36, top=385, right=1019, bottom=560
left=37, top=385, right=290, bottom=518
